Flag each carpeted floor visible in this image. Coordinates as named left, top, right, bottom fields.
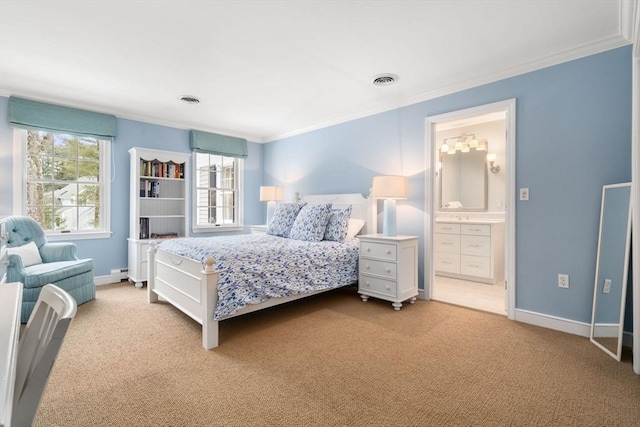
left=34, top=282, right=639, bottom=426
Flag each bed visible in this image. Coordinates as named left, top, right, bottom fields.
left=147, top=193, right=374, bottom=349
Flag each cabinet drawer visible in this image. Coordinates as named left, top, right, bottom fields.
left=434, top=233, right=460, bottom=254
left=461, top=224, right=490, bottom=236
left=435, top=223, right=460, bottom=234
left=434, top=252, right=460, bottom=274
left=360, top=241, right=396, bottom=261
left=460, top=235, right=491, bottom=257
left=360, top=259, right=396, bottom=279
left=359, top=275, right=397, bottom=298
left=460, top=255, right=491, bottom=278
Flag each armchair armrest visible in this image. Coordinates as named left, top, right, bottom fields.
left=6, top=253, right=27, bottom=282
left=39, top=242, right=78, bottom=263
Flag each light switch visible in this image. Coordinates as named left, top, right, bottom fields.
left=520, top=188, right=529, bottom=201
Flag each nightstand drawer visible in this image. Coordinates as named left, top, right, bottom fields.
left=359, top=275, right=397, bottom=298
left=360, top=259, right=396, bottom=279
left=360, top=241, right=396, bottom=261
left=460, top=255, right=491, bottom=277
left=460, top=235, right=491, bottom=257
left=434, top=233, right=460, bottom=254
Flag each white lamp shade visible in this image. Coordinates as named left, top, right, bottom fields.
left=371, top=175, right=408, bottom=200
left=486, top=153, right=497, bottom=162
left=259, top=186, right=284, bottom=201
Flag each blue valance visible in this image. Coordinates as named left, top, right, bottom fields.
left=190, top=130, right=247, bottom=159
left=8, top=96, right=117, bottom=140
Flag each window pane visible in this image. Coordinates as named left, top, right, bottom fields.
left=27, top=131, right=53, bottom=155
left=53, top=134, right=77, bottom=158
left=54, top=158, right=78, bottom=180
left=78, top=138, right=99, bottom=160
left=78, top=160, right=99, bottom=181
left=54, top=207, right=74, bottom=230
left=79, top=206, right=98, bottom=229
left=27, top=155, right=54, bottom=180
left=78, top=183, right=99, bottom=206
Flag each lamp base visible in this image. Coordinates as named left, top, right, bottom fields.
left=266, top=201, right=276, bottom=226
left=382, top=199, right=397, bottom=236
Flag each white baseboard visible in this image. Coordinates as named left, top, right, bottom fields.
left=95, top=268, right=129, bottom=286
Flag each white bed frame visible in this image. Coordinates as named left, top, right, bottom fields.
left=147, top=193, right=375, bottom=349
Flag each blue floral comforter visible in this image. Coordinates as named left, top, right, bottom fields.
left=158, top=234, right=359, bottom=319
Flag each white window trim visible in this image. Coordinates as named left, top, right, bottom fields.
left=191, top=153, right=244, bottom=233
left=12, top=129, right=112, bottom=240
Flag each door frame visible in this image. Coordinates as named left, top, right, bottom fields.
left=424, top=98, right=516, bottom=319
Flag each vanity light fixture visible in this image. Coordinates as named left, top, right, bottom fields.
left=486, top=153, right=501, bottom=173
left=441, top=134, right=489, bottom=155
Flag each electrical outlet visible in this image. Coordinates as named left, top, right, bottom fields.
left=603, top=279, right=611, bottom=294
left=520, top=188, right=529, bottom=201
left=558, top=274, right=569, bottom=288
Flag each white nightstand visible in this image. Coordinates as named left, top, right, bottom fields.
left=358, top=234, right=419, bottom=310
left=250, top=225, right=268, bottom=234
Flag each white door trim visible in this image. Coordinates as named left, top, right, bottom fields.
left=424, top=98, right=517, bottom=319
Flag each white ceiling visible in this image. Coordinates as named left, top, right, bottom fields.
left=0, top=1, right=634, bottom=143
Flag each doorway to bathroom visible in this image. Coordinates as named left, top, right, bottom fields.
left=424, top=99, right=516, bottom=318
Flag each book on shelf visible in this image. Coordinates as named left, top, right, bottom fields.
left=140, top=159, right=185, bottom=179
left=139, top=217, right=149, bottom=239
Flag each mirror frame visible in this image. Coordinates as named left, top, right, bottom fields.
left=438, top=149, right=489, bottom=212
left=589, top=182, right=632, bottom=361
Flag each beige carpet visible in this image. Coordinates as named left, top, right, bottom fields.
left=34, top=283, right=639, bottom=426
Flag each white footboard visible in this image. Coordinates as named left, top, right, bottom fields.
left=148, top=241, right=220, bottom=349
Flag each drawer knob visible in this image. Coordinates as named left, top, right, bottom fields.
left=365, top=281, right=370, bottom=287
left=366, top=265, right=370, bottom=270
left=385, top=268, right=391, bottom=273
left=386, top=250, right=391, bottom=254
left=366, top=248, right=371, bottom=252
left=385, top=285, right=391, bottom=290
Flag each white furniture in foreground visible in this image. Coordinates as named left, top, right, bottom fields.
left=249, top=225, right=268, bottom=234
left=434, top=220, right=504, bottom=285
left=0, top=282, right=22, bottom=427
left=128, top=147, right=190, bottom=288
left=147, top=193, right=375, bottom=349
left=358, top=234, right=419, bottom=310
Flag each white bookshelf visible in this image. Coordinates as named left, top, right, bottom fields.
left=128, top=147, right=190, bottom=288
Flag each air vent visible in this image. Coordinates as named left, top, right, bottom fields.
left=180, top=96, right=200, bottom=104
left=372, top=73, right=399, bottom=86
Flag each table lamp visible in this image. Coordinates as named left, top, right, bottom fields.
left=259, top=186, right=284, bottom=225
left=371, top=175, right=408, bottom=236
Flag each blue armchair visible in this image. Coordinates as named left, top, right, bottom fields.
left=2, top=216, right=95, bottom=323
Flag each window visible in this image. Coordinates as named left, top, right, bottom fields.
left=193, top=152, right=243, bottom=231
left=14, top=129, right=111, bottom=239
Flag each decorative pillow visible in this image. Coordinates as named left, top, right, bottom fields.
left=7, top=241, right=43, bottom=267
left=289, top=203, right=333, bottom=242
left=346, top=218, right=365, bottom=239
left=266, top=203, right=306, bottom=237
left=323, top=206, right=352, bottom=242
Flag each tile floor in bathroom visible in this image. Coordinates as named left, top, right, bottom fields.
left=432, top=275, right=506, bottom=315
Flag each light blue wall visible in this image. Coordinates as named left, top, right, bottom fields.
left=0, top=98, right=264, bottom=277
left=264, top=46, right=632, bottom=324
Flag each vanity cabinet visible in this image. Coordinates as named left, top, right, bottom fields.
left=434, top=221, right=504, bottom=284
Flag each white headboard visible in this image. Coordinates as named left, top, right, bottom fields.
left=298, top=193, right=376, bottom=235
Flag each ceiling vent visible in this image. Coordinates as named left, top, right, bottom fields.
left=180, top=95, right=200, bottom=104
left=372, top=73, right=399, bottom=86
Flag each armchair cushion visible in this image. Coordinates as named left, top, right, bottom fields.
left=19, top=259, right=94, bottom=289
left=7, top=241, right=42, bottom=267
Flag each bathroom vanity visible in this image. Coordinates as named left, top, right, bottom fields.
left=434, top=219, right=505, bottom=285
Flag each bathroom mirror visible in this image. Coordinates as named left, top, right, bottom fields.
left=439, top=149, right=487, bottom=210
left=590, top=182, right=632, bottom=361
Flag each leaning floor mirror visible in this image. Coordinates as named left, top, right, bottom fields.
left=590, top=182, right=632, bottom=361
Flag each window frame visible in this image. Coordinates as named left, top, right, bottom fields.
left=12, top=129, right=112, bottom=240
left=191, top=151, right=244, bottom=233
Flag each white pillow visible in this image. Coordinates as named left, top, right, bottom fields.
left=7, top=241, right=43, bottom=267
left=346, top=218, right=365, bottom=239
